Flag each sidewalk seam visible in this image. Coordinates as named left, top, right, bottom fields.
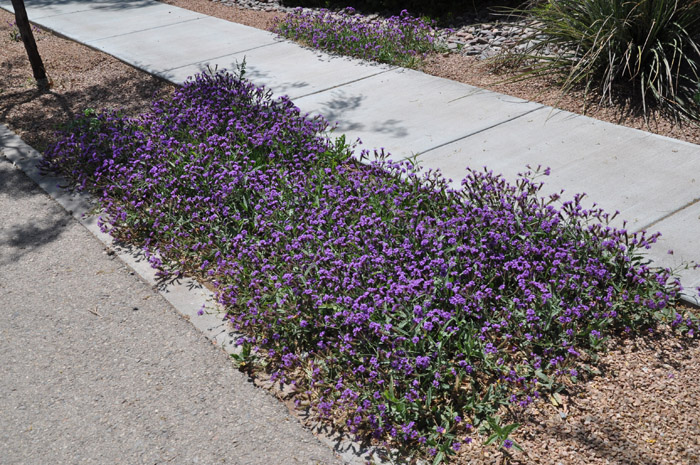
left=87, top=16, right=206, bottom=42
left=416, top=105, right=545, bottom=158
left=292, top=67, right=397, bottom=100
left=634, top=198, right=700, bottom=234
left=161, top=41, right=282, bottom=73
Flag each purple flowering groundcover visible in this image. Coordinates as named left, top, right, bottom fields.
left=273, top=7, right=445, bottom=68
left=42, top=70, right=697, bottom=461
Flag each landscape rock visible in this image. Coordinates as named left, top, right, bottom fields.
left=209, top=0, right=539, bottom=60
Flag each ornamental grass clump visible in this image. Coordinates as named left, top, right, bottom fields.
left=507, top=0, right=700, bottom=120
left=43, top=70, right=696, bottom=462
left=273, top=7, right=444, bottom=68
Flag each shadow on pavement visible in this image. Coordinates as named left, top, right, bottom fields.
left=2, top=0, right=156, bottom=11
left=0, top=159, right=71, bottom=266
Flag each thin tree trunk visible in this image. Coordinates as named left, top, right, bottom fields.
left=11, top=0, right=49, bottom=91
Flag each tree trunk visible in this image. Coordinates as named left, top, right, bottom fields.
left=11, top=0, right=49, bottom=91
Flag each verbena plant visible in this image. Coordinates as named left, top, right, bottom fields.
left=505, top=0, right=700, bottom=120
left=43, top=70, right=696, bottom=463
left=273, top=7, right=445, bottom=68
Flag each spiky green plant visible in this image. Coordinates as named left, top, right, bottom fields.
left=506, top=0, right=700, bottom=120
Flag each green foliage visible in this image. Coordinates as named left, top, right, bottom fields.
left=483, top=416, right=522, bottom=451
left=6, top=20, right=44, bottom=42
left=505, top=0, right=700, bottom=121
left=230, top=342, right=256, bottom=370
left=9, top=26, right=20, bottom=42
left=43, top=70, right=695, bottom=463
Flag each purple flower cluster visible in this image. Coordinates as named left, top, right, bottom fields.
left=273, top=7, right=443, bottom=67
left=7, top=20, right=44, bottom=42
left=42, top=70, right=694, bottom=459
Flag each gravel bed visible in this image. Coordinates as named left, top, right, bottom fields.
left=454, top=326, right=700, bottom=464
left=0, top=11, right=173, bottom=151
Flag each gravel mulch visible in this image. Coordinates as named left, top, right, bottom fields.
left=0, top=11, right=173, bottom=152
left=2, top=4, right=700, bottom=464
left=454, top=326, right=700, bottom=464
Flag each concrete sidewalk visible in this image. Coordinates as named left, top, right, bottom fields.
left=1, top=0, right=698, bottom=295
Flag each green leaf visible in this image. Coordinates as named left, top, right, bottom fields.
left=501, top=423, right=520, bottom=437
left=432, top=451, right=445, bottom=465
left=486, top=416, right=502, bottom=434
left=484, top=433, right=499, bottom=446
left=383, top=389, right=398, bottom=404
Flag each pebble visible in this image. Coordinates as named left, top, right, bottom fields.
left=209, top=0, right=543, bottom=60
left=210, top=0, right=299, bottom=13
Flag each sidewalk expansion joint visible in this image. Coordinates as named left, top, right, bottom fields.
left=162, top=42, right=282, bottom=74
left=634, top=197, right=700, bottom=234
left=292, top=67, right=397, bottom=100
left=88, top=16, right=207, bottom=42
left=416, top=105, right=545, bottom=158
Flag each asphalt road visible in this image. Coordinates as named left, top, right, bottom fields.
left=0, top=155, right=343, bottom=465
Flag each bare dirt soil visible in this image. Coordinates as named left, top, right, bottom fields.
left=0, top=10, right=173, bottom=152
left=2, top=4, right=699, bottom=464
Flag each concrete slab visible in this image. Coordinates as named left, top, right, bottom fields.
left=416, top=107, right=700, bottom=231
left=86, top=16, right=279, bottom=75
left=0, top=0, right=157, bottom=20
left=27, top=2, right=205, bottom=43
left=163, top=40, right=395, bottom=99
left=294, top=67, right=543, bottom=159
